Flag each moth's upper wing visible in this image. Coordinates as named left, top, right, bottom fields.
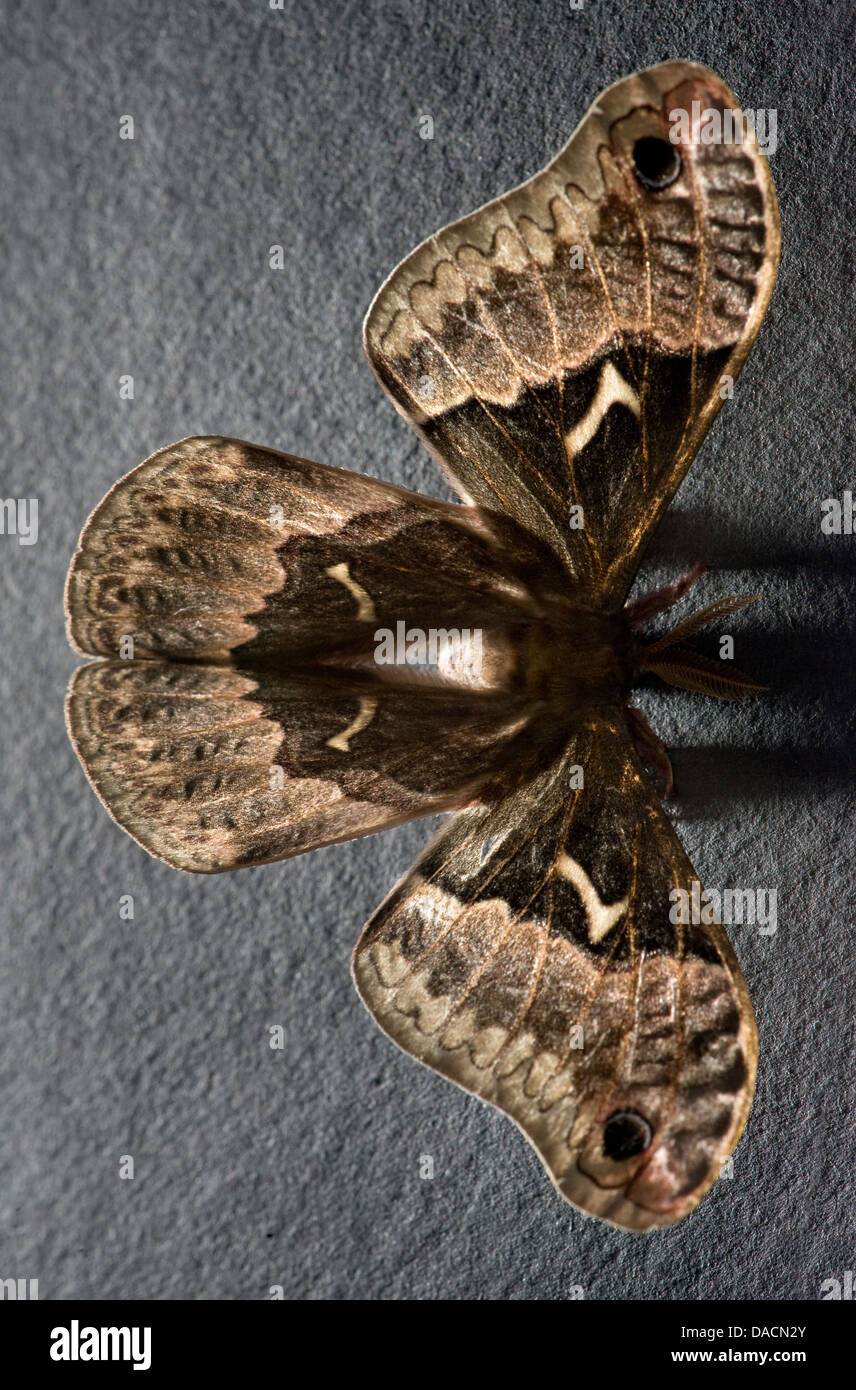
left=67, top=660, right=533, bottom=872
left=353, top=715, right=757, bottom=1230
left=364, top=61, right=780, bottom=609
left=66, top=435, right=562, bottom=664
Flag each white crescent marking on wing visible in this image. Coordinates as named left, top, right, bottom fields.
left=555, top=852, right=629, bottom=943
left=326, top=695, right=379, bottom=753
left=565, top=361, right=641, bottom=459
left=325, top=562, right=377, bottom=622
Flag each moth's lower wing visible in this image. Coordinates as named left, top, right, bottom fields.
left=65, top=435, right=559, bottom=664
left=353, top=717, right=757, bottom=1230
left=66, top=660, right=533, bottom=872
left=364, top=61, right=780, bottom=608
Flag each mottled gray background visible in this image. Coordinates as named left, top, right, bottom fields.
left=1, top=0, right=854, bottom=1301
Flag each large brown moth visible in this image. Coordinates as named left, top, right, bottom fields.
left=65, top=62, right=780, bottom=1230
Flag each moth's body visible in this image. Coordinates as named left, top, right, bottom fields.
left=500, top=603, right=632, bottom=709
left=440, top=601, right=635, bottom=803
left=64, top=62, right=779, bottom=1230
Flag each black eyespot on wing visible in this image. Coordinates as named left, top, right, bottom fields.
left=632, top=136, right=682, bottom=191
left=603, top=1109, right=653, bottom=1160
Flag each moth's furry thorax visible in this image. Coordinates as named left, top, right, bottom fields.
left=499, top=603, right=634, bottom=714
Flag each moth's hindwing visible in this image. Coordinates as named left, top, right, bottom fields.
left=65, top=435, right=552, bottom=664
left=66, top=660, right=534, bottom=872
left=65, top=436, right=549, bottom=871
left=364, top=60, right=780, bottom=609
left=353, top=718, right=757, bottom=1230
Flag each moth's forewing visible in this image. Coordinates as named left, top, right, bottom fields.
left=364, top=60, right=780, bottom=609
left=354, top=58, right=776, bottom=1227
left=354, top=720, right=757, bottom=1230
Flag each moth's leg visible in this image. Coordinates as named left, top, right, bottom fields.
left=624, top=562, right=707, bottom=629
left=624, top=702, right=675, bottom=799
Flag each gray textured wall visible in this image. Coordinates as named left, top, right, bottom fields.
left=1, top=0, right=854, bottom=1299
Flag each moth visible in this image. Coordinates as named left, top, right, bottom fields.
left=65, top=62, right=780, bottom=1230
